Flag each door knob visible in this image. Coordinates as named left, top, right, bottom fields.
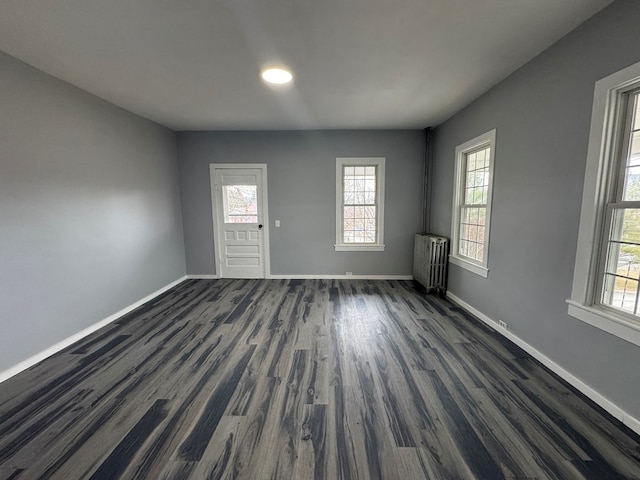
left=258, top=224, right=263, bottom=229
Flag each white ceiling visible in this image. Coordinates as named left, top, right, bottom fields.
left=0, top=0, right=613, bottom=131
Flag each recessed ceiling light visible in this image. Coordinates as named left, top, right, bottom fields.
left=261, top=67, right=293, bottom=85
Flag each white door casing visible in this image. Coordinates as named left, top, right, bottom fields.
left=210, top=164, right=270, bottom=278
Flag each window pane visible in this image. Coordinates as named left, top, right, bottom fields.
left=466, top=152, right=477, bottom=172
left=478, top=226, right=485, bottom=243
left=459, top=205, right=486, bottom=262
left=344, top=206, right=355, bottom=219
left=470, top=173, right=479, bottom=188
left=623, top=93, right=640, bottom=200
left=343, top=162, right=377, bottom=240
left=623, top=166, right=640, bottom=201
left=468, top=242, right=478, bottom=261
left=344, top=191, right=355, bottom=204
left=343, top=203, right=376, bottom=243
left=466, top=172, right=476, bottom=188
left=601, top=207, right=640, bottom=314
left=344, top=165, right=376, bottom=206
left=468, top=224, right=478, bottom=243
left=459, top=239, right=468, bottom=257
left=464, top=187, right=474, bottom=204
left=344, top=178, right=355, bottom=193
left=478, top=207, right=486, bottom=226
left=602, top=274, right=638, bottom=315
left=222, top=185, right=258, bottom=223
left=463, top=147, right=490, bottom=207
left=629, top=130, right=640, bottom=165
left=364, top=190, right=375, bottom=204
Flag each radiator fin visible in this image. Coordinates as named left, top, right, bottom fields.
left=413, top=234, right=449, bottom=294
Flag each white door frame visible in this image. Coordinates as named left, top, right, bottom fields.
left=209, top=163, right=271, bottom=278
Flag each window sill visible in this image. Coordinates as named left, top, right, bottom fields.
left=335, top=244, right=385, bottom=252
left=449, top=255, right=489, bottom=278
left=566, top=300, right=640, bottom=348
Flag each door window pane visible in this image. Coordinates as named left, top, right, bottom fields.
left=223, top=185, right=258, bottom=223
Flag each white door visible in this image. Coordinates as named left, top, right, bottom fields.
left=211, top=164, right=269, bottom=278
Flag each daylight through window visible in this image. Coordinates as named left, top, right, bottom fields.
left=343, top=165, right=377, bottom=243
left=450, top=129, right=496, bottom=277
left=222, top=185, right=258, bottom=223
left=458, top=146, right=490, bottom=262
left=600, top=90, right=640, bottom=315
left=335, top=157, right=385, bottom=251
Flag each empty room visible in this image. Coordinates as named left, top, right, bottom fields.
left=2, top=0, right=640, bottom=479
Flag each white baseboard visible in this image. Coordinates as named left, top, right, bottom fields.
left=268, top=274, right=413, bottom=280
left=0, top=275, right=188, bottom=385
left=185, top=274, right=412, bottom=280
left=446, top=291, right=640, bottom=437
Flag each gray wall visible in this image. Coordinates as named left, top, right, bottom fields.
left=0, top=51, right=186, bottom=372
left=177, top=130, right=424, bottom=276
left=430, top=0, right=640, bottom=418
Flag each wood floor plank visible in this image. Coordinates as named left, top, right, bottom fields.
left=294, top=404, right=328, bottom=480
left=308, top=324, right=330, bottom=405
left=186, top=415, right=246, bottom=480
left=228, top=378, right=283, bottom=479
left=254, top=349, right=316, bottom=479
left=1, top=278, right=640, bottom=479
left=464, top=387, right=583, bottom=480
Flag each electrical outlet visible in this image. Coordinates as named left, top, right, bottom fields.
left=275, top=220, right=280, bottom=227
left=346, top=272, right=353, bottom=276
left=498, top=320, right=508, bottom=330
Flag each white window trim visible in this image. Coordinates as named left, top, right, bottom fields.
left=568, top=60, right=640, bottom=347
left=335, top=157, right=386, bottom=252
left=450, top=129, right=496, bottom=278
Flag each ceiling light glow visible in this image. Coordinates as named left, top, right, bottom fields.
left=261, top=67, right=293, bottom=85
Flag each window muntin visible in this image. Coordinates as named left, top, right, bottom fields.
left=335, top=157, right=385, bottom=251
left=450, top=130, right=496, bottom=277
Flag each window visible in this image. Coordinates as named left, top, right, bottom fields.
left=569, top=60, right=640, bottom=347
left=335, top=157, right=385, bottom=251
left=450, top=129, right=496, bottom=277
left=600, top=90, right=640, bottom=314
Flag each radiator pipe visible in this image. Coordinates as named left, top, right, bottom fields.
left=422, top=127, right=433, bottom=233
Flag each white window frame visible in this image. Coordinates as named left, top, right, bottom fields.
left=335, top=157, right=386, bottom=252
left=450, top=129, right=496, bottom=278
left=568, top=60, right=640, bottom=348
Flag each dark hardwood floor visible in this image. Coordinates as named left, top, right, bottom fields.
left=1, top=279, right=639, bottom=479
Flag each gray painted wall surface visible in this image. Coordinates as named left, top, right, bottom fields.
left=177, top=130, right=423, bottom=276
left=430, top=0, right=640, bottom=418
left=0, top=51, right=186, bottom=372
